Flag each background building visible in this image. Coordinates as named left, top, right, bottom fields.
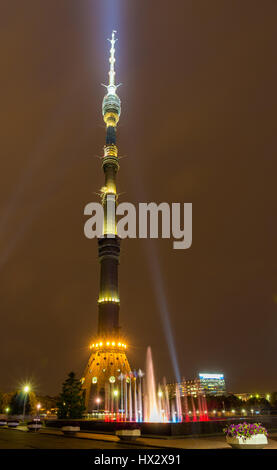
left=233, top=392, right=271, bottom=402
left=198, top=373, right=226, bottom=396
left=167, top=379, right=204, bottom=398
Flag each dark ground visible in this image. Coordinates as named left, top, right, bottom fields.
left=1, top=428, right=277, bottom=450
left=0, top=429, right=152, bottom=449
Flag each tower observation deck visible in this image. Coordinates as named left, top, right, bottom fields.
left=82, top=31, right=131, bottom=411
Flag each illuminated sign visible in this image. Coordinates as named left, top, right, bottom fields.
left=199, top=373, right=224, bottom=379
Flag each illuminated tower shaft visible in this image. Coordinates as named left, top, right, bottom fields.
left=98, top=30, right=122, bottom=336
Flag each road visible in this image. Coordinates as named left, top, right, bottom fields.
left=0, top=429, right=152, bottom=449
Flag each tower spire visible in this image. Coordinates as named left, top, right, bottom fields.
left=103, top=30, right=121, bottom=95
left=108, top=30, right=117, bottom=89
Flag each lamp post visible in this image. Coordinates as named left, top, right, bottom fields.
left=118, top=373, right=124, bottom=417
left=36, top=403, right=41, bottom=419
left=138, top=369, right=144, bottom=422
left=95, top=397, right=101, bottom=413
left=158, top=390, right=163, bottom=417
left=114, top=390, right=119, bottom=414
left=22, top=385, right=30, bottom=423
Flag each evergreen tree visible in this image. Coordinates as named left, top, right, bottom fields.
left=9, top=391, right=31, bottom=415
left=57, top=372, right=85, bottom=419
left=9, top=392, right=19, bottom=415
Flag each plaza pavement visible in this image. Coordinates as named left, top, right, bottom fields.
left=1, top=426, right=277, bottom=449
left=0, top=428, right=153, bottom=449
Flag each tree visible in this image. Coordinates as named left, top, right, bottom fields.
left=57, top=372, right=85, bottom=419
left=270, top=392, right=277, bottom=409
left=246, top=397, right=271, bottom=413
left=223, top=394, right=242, bottom=410
left=205, top=394, right=241, bottom=411
left=0, top=392, right=3, bottom=413
left=9, top=391, right=31, bottom=415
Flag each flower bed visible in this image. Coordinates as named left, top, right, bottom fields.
left=223, top=422, right=268, bottom=449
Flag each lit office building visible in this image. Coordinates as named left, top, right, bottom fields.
left=198, top=373, right=226, bottom=396
left=167, top=379, right=204, bottom=399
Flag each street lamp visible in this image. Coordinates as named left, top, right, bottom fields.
left=95, top=397, right=101, bottom=411
left=36, top=403, right=41, bottom=418
left=113, top=390, right=119, bottom=414
left=22, top=385, right=30, bottom=423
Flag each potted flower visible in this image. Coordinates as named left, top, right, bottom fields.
left=224, top=422, right=268, bottom=449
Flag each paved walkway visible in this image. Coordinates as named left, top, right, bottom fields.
left=0, top=428, right=153, bottom=449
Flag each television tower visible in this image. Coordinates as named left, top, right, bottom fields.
left=82, top=31, right=131, bottom=411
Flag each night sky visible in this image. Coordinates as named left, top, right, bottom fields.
left=0, top=0, right=276, bottom=396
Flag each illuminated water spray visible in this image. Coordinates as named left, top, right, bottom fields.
left=144, top=347, right=160, bottom=422
left=145, top=242, right=181, bottom=384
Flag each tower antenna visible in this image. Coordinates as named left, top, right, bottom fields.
left=101, top=30, right=122, bottom=94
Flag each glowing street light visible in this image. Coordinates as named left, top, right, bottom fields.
left=36, top=403, right=41, bottom=418
left=22, top=384, right=31, bottom=423
left=5, top=407, right=9, bottom=414
left=113, top=390, right=119, bottom=414
left=95, top=397, right=101, bottom=411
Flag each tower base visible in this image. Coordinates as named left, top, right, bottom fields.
left=82, top=342, right=131, bottom=412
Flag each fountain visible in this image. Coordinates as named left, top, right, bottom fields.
left=97, top=346, right=209, bottom=425
left=47, top=347, right=216, bottom=438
